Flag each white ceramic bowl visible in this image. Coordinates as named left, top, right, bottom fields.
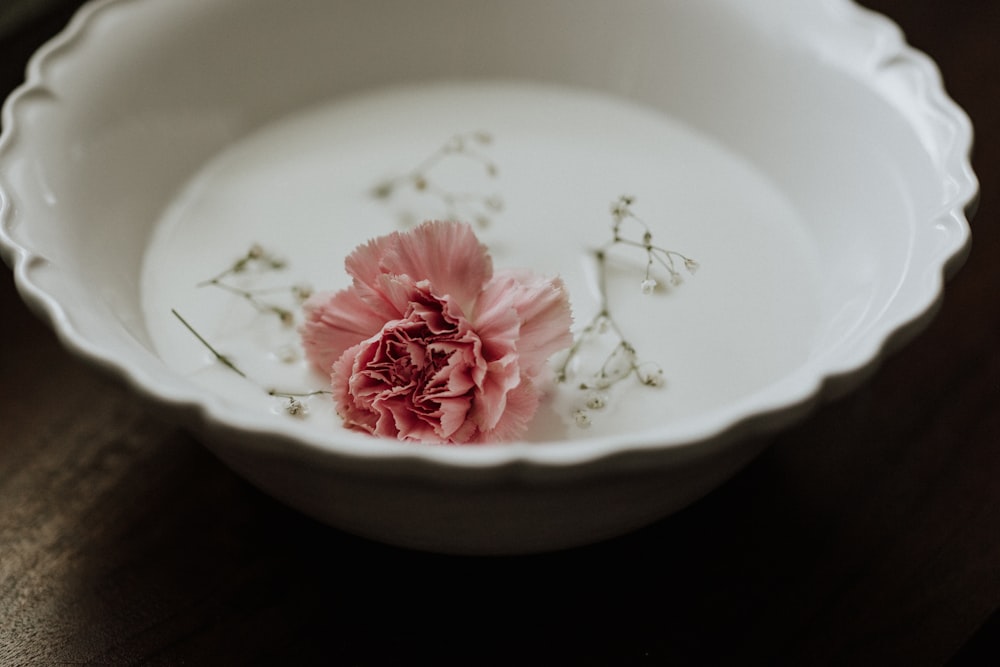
left=0, top=0, right=976, bottom=554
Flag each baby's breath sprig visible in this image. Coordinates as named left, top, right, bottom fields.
left=557, top=196, right=697, bottom=428
left=554, top=249, right=666, bottom=418
left=171, top=308, right=330, bottom=417
left=267, top=389, right=331, bottom=418
left=372, top=131, right=503, bottom=229
left=609, top=195, right=699, bottom=292
left=197, top=244, right=312, bottom=327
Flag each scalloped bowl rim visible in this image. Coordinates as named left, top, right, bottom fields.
left=0, top=0, right=977, bottom=476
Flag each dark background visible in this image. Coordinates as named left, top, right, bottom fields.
left=2, top=1, right=998, bottom=664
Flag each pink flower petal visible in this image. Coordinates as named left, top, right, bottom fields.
left=476, top=269, right=573, bottom=377
left=474, top=379, right=541, bottom=443
left=387, top=220, right=494, bottom=312
left=346, top=220, right=493, bottom=315
left=300, top=289, right=395, bottom=374
left=330, top=342, right=379, bottom=434
left=435, top=395, right=475, bottom=440
left=468, top=353, right=522, bottom=433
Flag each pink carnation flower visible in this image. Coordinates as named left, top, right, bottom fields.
left=300, top=220, right=573, bottom=444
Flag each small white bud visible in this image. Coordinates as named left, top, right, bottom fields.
left=641, top=369, right=665, bottom=387
left=585, top=392, right=608, bottom=410
left=641, top=279, right=657, bottom=295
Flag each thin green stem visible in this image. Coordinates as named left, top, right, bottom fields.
left=268, top=389, right=331, bottom=399
left=171, top=309, right=247, bottom=378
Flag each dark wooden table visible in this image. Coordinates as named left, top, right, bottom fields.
left=2, top=1, right=998, bottom=664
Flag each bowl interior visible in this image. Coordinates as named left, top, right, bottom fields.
left=3, top=0, right=968, bottom=449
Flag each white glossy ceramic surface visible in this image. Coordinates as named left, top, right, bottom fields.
left=0, top=0, right=976, bottom=553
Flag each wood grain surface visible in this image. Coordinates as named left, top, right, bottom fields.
left=1, top=1, right=998, bottom=664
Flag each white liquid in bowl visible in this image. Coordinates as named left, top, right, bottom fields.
left=141, top=81, right=822, bottom=442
